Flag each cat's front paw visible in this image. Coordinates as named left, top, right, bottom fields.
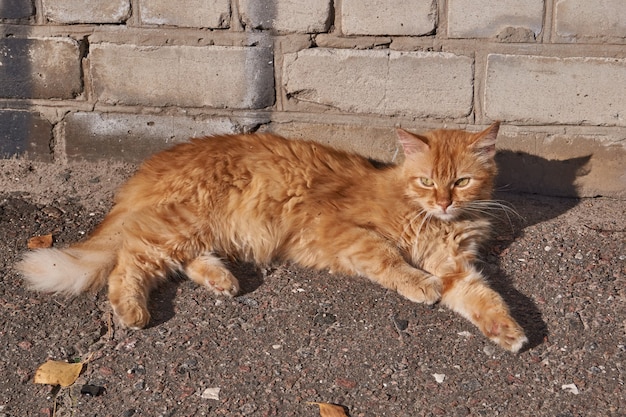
left=399, top=274, right=442, bottom=305
left=204, top=272, right=240, bottom=297
left=479, top=310, right=528, bottom=353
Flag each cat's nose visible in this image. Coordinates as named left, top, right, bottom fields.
left=437, top=199, right=452, bottom=212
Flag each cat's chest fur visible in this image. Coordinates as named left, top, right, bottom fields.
left=407, top=217, right=491, bottom=276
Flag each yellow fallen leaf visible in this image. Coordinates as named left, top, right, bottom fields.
left=27, top=234, right=53, bottom=249
left=34, top=360, right=84, bottom=387
left=307, top=402, right=349, bottom=417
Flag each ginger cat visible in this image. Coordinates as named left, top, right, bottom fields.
left=18, top=123, right=528, bottom=352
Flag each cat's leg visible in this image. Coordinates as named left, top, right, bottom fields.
left=184, top=253, right=240, bottom=296
left=107, top=204, right=191, bottom=329
left=440, top=267, right=527, bottom=352
left=107, top=251, right=166, bottom=329
left=375, top=262, right=442, bottom=305
left=326, top=231, right=442, bottom=304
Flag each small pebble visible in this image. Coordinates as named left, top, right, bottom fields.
left=483, top=345, right=496, bottom=356
left=432, top=373, right=446, bottom=384
left=236, top=296, right=259, bottom=307
left=80, top=384, right=104, bottom=396
left=335, top=377, right=357, bottom=389
left=127, top=365, right=145, bottom=375
left=313, top=312, right=337, bottom=325
left=201, top=387, right=220, bottom=400
left=562, top=383, right=579, bottom=395
left=239, top=403, right=257, bottom=415
left=393, top=316, right=409, bottom=331
left=41, top=206, right=63, bottom=218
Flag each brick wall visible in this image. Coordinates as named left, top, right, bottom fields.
left=0, top=0, right=624, bottom=197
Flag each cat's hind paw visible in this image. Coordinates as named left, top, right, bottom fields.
left=185, top=255, right=240, bottom=297
left=399, top=274, right=442, bottom=305
left=112, top=300, right=151, bottom=330
left=204, top=273, right=240, bottom=297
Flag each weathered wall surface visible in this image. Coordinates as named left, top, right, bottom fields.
left=0, top=0, right=624, bottom=197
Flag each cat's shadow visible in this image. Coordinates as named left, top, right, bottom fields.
left=481, top=151, right=591, bottom=350
left=146, top=262, right=265, bottom=328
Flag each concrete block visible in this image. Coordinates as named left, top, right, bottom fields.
left=0, top=37, right=82, bottom=99
left=0, top=110, right=53, bottom=161
left=283, top=49, right=473, bottom=118
left=139, top=0, right=230, bottom=28
left=0, top=0, right=34, bottom=19
left=485, top=54, right=626, bottom=126
left=64, top=112, right=247, bottom=162
left=555, top=0, right=626, bottom=40
left=342, top=0, right=436, bottom=36
left=42, top=0, right=130, bottom=23
left=238, top=0, right=331, bottom=33
left=497, top=131, right=626, bottom=197
left=89, top=43, right=275, bottom=109
left=263, top=122, right=400, bottom=163
left=447, top=0, right=543, bottom=39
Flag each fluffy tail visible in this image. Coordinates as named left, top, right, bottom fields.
left=17, top=209, right=125, bottom=295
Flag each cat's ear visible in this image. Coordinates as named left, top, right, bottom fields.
left=471, top=121, right=500, bottom=158
left=396, top=128, right=430, bottom=156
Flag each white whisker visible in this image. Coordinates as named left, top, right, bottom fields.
left=461, top=200, right=522, bottom=230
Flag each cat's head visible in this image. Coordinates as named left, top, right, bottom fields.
left=397, top=122, right=500, bottom=221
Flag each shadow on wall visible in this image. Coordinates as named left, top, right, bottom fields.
left=496, top=150, right=592, bottom=197
left=0, top=110, right=37, bottom=157
left=241, top=0, right=277, bottom=31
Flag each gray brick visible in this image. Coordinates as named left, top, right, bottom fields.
left=284, top=49, right=473, bottom=118
left=447, top=0, right=543, bottom=39
left=0, top=38, right=82, bottom=99
left=239, top=0, right=332, bottom=33
left=342, top=0, right=436, bottom=36
left=139, top=0, right=230, bottom=28
left=485, top=54, right=626, bottom=126
left=265, top=122, right=399, bottom=163
left=89, top=43, right=275, bottom=109
left=0, top=0, right=34, bottom=19
left=42, top=0, right=130, bottom=23
left=555, top=0, right=626, bottom=40
left=64, top=112, right=250, bottom=162
left=0, top=110, right=53, bottom=161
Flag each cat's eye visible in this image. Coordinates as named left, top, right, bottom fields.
left=420, top=177, right=434, bottom=187
left=455, top=178, right=470, bottom=187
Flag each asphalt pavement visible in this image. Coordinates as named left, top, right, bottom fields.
left=0, top=161, right=624, bottom=417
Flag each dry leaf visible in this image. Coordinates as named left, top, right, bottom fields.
left=34, top=360, right=84, bottom=387
left=307, top=402, right=349, bottom=417
left=27, top=234, right=53, bottom=249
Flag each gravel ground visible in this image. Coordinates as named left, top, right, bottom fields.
left=0, top=160, right=624, bottom=417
